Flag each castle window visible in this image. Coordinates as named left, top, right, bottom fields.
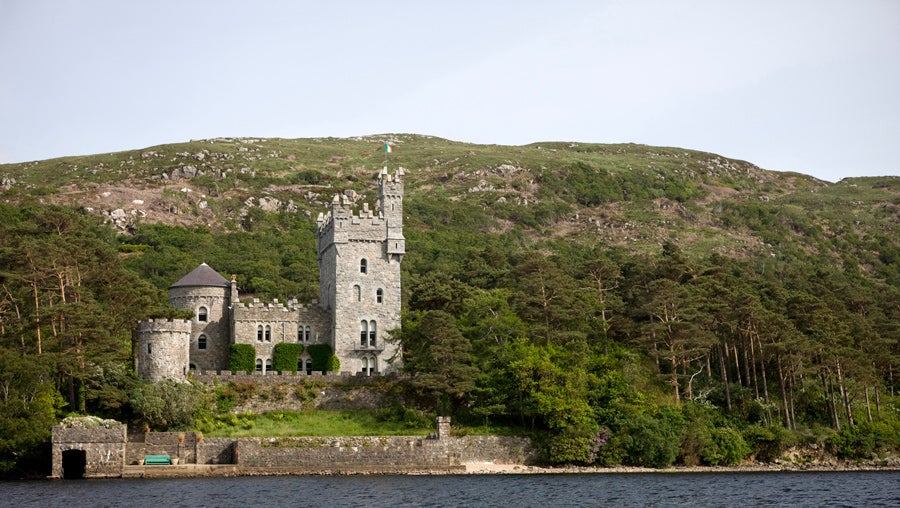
left=369, top=320, right=377, bottom=347
left=147, top=343, right=152, bottom=354
left=198, top=335, right=207, bottom=350
left=305, top=326, right=311, bottom=342
left=305, top=359, right=312, bottom=375
left=376, top=288, right=383, bottom=304
left=360, top=320, right=368, bottom=346
left=265, top=359, right=272, bottom=374
left=362, top=357, right=369, bottom=375
left=360, top=259, right=367, bottom=274
left=265, top=325, right=271, bottom=342
left=354, top=285, right=361, bottom=302
left=198, top=307, right=208, bottom=322
left=257, top=325, right=263, bottom=342
left=256, top=359, right=263, bottom=372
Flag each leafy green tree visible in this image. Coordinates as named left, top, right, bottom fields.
left=401, top=310, right=479, bottom=415
left=130, top=379, right=211, bottom=430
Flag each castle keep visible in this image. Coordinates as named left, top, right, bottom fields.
left=136, top=167, right=405, bottom=380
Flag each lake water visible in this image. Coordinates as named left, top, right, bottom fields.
left=4, top=471, right=899, bottom=507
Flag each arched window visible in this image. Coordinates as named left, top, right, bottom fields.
left=198, top=335, right=207, bottom=350
left=305, top=359, right=312, bottom=375
left=305, top=326, right=311, bottom=342
left=354, top=285, right=361, bottom=302
left=360, top=320, right=368, bottom=346
left=297, top=326, right=303, bottom=343
left=361, top=357, right=369, bottom=375
left=376, top=288, right=383, bottom=304
left=265, top=359, right=272, bottom=374
left=360, top=258, right=367, bottom=274
left=256, top=359, right=263, bottom=372
left=198, top=306, right=208, bottom=322
left=369, top=320, right=377, bottom=347
left=257, top=325, right=263, bottom=342
left=265, top=325, right=271, bottom=342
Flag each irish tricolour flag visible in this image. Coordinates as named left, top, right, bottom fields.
left=384, top=143, right=392, bottom=153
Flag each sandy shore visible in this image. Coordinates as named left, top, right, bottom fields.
left=461, top=461, right=900, bottom=474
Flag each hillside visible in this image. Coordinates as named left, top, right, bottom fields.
left=2, top=135, right=896, bottom=274
left=1, top=134, right=899, bottom=476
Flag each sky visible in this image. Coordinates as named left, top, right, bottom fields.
left=1, top=1, right=898, bottom=182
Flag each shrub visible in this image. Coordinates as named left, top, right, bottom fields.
left=702, top=427, right=750, bottom=466
left=743, top=424, right=796, bottom=462
left=229, top=344, right=256, bottom=374
left=307, top=344, right=338, bottom=372
left=273, top=343, right=303, bottom=373
left=617, top=411, right=682, bottom=468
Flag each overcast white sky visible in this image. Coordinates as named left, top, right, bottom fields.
left=1, top=1, right=898, bottom=182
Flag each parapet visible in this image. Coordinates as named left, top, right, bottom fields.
left=136, top=319, right=192, bottom=333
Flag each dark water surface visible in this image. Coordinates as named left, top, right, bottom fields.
left=5, top=471, right=899, bottom=507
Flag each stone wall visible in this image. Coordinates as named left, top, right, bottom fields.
left=136, top=319, right=191, bottom=382
left=51, top=423, right=127, bottom=478
left=170, top=284, right=231, bottom=371
left=232, top=299, right=331, bottom=373
left=234, top=434, right=536, bottom=472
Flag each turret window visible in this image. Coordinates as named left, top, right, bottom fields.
left=354, top=285, right=361, bottom=302
left=376, top=288, right=383, bottom=303
left=257, top=325, right=263, bottom=342
left=360, top=259, right=367, bottom=274
left=198, top=335, right=207, bottom=350
left=198, top=307, right=208, bottom=322
left=265, top=325, right=271, bottom=342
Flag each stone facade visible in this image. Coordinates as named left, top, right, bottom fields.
left=51, top=418, right=537, bottom=477
left=51, top=422, right=128, bottom=479
left=136, top=319, right=191, bottom=382
left=134, top=168, right=405, bottom=381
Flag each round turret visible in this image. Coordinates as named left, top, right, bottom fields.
left=136, top=319, right=192, bottom=382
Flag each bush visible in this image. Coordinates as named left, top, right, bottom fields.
left=702, top=427, right=750, bottom=466
left=617, top=410, right=682, bottom=468
left=307, top=344, right=338, bottom=372
left=229, top=344, right=256, bottom=374
left=130, top=379, right=211, bottom=430
left=273, top=343, right=303, bottom=373
left=743, top=424, right=796, bottom=462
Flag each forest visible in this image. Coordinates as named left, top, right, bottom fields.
left=0, top=136, right=898, bottom=477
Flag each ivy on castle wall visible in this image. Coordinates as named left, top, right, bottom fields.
left=307, top=344, right=338, bottom=372
left=229, top=344, right=256, bottom=374
left=273, top=343, right=304, bottom=373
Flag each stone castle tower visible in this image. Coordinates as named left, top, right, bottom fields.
left=135, top=167, right=405, bottom=381
left=316, top=167, right=405, bottom=375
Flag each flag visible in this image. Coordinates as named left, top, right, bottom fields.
left=384, top=143, right=392, bottom=154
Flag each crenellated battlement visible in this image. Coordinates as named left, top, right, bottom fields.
left=137, top=319, right=192, bottom=332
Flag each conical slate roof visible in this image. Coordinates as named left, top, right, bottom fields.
left=169, top=263, right=229, bottom=288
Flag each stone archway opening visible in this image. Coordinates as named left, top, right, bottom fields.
left=61, top=449, right=87, bottom=479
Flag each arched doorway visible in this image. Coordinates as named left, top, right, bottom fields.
left=61, top=449, right=87, bottom=479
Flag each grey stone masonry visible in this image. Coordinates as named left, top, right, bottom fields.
left=316, top=167, right=404, bottom=375
left=136, top=319, right=191, bottom=382
left=135, top=167, right=405, bottom=382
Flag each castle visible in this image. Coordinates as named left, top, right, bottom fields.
left=135, top=167, right=405, bottom=381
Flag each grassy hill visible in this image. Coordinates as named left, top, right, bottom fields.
left=2, top=134, right=896, bottom=282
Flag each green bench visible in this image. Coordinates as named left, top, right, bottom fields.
left=144, top=454, right=172, bottom=465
